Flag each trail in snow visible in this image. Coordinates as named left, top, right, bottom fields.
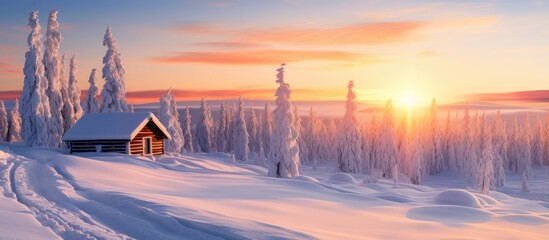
left=1, top=143, right=549, bottom=239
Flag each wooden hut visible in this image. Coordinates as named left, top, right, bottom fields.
left=63, top=112, right=171, bottom=155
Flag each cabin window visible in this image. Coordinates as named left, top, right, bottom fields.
left=143, top=137, right=152, bottom=155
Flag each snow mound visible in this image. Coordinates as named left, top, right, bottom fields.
left=329, top=173, right=357, bottom=184
left=294, top=175, right=320, bottom=184
left=407, top=206, right=492, bottom=224
left=433, top=190, right=482, bottom=208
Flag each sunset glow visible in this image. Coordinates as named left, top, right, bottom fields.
left=0, top=0, right=548, bottom=107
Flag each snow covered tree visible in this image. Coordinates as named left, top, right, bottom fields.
left=215, top=103, right=230, bottom=153
left=460, top=107, right=478, bottom=184
left=59, top=54, right=75, bottom=134
left=424, top=98, right=445, bottom=174
left=444, top=111, right=459, bottom=171
left=0, top=101, right=8, bottom=141
left=8, top=100, right=22, bottom=143
left=21, top=11, right=52, bottom=147
left=158, top=89, right=184, bottom=153
left=543, top=113, right=549, bottom=166
left=261, top=103, right=273, bottom=156
left=43, top=10, right=64, bottom=147
left=335, top=80, right=362, bottom=173
left=233, top=97, right=250, bottom=161
left=99, top=27, right=128, bottom=112
left=409, top=133, right=424, bottom=184
left=302, top=107, right=321, bottom=167
left=195, top=99, right=213, bottom=152
left=378, top=99, right=399, bottom=178
left=508, top=118, right=520, bottom=172
left=67, top=55, right=83, bottom=126
left=532, top=116, right=544, bottom=166
left=183, top=106, right=194, bottom=153
left=83, top=69, right=99, bottom=114
left=324, top=118, right=338, bottom=161
left=247, top=105, right=259, bottom=157
left=478, top=116, right=494, bottom=194
left=268, top=64, right=300, bottom=178
left=517, top=117, right=533, bottom=180
left=491, top=111, right=506, bottom=187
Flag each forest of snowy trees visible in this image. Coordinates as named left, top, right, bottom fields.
left=3, top=10, right=549, bottom=195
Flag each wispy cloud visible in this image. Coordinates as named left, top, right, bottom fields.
left=0, top=57, right=21, bottom=76
left=467, top=90, right=549, bottom=103
left=152, top=49, right=370, bottom=65
left=0, top=88, right=344, bottom=103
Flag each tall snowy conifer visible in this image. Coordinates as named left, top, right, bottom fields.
left=59, top=54, right=75, bottom=133
left=478, top=119, right=494, bottom=195
left=183, top=107, right=194, bottom=153
left=233, top=97, right=250, bottom=161
left=336, top=80, right=362, bottom=173
left=267, top=64, right=300, bottom=178
left=21, top=11, right=52, bottom=147
left=67, top=55, right=83, bottom=124
left=99, top=27, right=128, bottom=112
left=216, top=103, right=230, bottom=153
left=491, top=111, right=506, bottom=187
left=261, top=103, right=273, bottom=156
left=378, top=99, right=398, bottom=178
left=43, top=10, right=64, bottom=147
left=195, top=99, right=213, bottom=152
left=532, top=116, right=544, bottom=166
left=83, top=69, right=99, bottom=113
left=247, top=105, right=259, bottom=157
left=0, top=101, right=8, bottom=141
left=158, top=89, right=184, bottom=153
left=8, top=100, right=22, bottom=142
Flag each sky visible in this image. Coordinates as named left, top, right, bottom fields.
left=1, top=0, right=549, bottom=106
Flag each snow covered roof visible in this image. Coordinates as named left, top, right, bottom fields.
left=63, top=112, right=171, bottom=141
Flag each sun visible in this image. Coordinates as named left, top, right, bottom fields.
left=395, top=89, right=419, bottom=108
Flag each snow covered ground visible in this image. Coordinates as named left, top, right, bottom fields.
left=0, top=143, right=548, bottom=239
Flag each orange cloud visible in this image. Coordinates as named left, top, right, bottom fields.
left=236, top=21, right=425, bottom=46
left=126, top=88, right=344, bottom=103
left=467, top=90, right=549, bottom=103
left=0, top=88, right=344, bottom=103
left=0, top=57, right=21, bottom=76
left=152, top=49, right=369, bottom=65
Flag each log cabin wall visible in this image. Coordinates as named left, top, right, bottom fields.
left=69, top=140, right=128, bottom=154
left=129, top=120, right=165, bottom=155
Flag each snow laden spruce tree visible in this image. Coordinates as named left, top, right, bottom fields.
left=336, top=80, right=362, bottom=173
left=478, top=116, right=495, bottom=195
left=195, top=99, right=213, bottom=152
left=378, top=99, right=399, bottom=178
left=43, top=10, right=64, bottom=147
left=247, top=105, right=259, bottom=158
left=100, top=27, right=128, bottom=112
left=21, top=11, right=52, bottom=147
left=158, top=89, right=184, bottom=153
left=67, top=55, right=83, bottom=127
left=0, top=101, right=8, bottom=141
left=261, top=103, right=273, bottom=156
left=8, top=100, right=22, bottom=142
left=233, top=97, right=250, bottom=161
left=268, top=64, right=300, bottom=178
left=182, top=107, right=194, bottom=153
left=215, top=103, right=230, bottom=153
left=59, top=54, right=75, bottom=133
left=83, top=69, right=99, bottom=113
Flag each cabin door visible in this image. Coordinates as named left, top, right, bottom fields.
left=143, top=137, right=152, bottom=155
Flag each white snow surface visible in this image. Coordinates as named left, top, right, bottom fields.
left=63, top=112, right=171, bottom=141
left=0, top=143, right=548, bottom=239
